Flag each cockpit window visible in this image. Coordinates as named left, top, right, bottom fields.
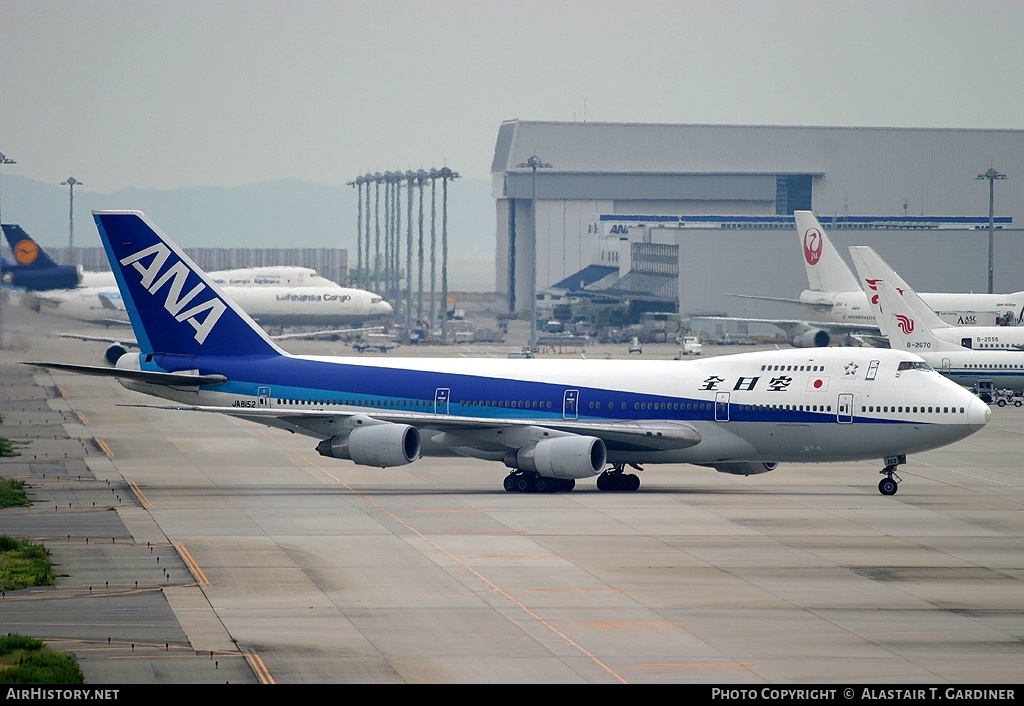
left=898, top=361, right=933, bottom=372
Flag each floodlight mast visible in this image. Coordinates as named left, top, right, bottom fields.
left=0, top=152, right=15, bottom=225
left=516, top=155, right=551, bottom=352
left=61, top=176, right=83, bottom=265
left=976, top=167, right=1007, bottom=294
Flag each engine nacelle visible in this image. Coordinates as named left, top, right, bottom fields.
left=503, top=435, right=607, bottom=480
left=712, top=462, right=779, bottom=476
left=791, top=329, right=830, bottom=348
left=316, top=423, right=420, bottom=467
left=104, top=344, right=129, bottom=366
left=115, top=352, right=143, bottom=372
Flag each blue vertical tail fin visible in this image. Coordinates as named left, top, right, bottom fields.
left=92, top=210, right=284, bottom=358
left=1, top=224, right=82, bottom=290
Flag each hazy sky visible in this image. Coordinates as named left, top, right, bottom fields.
left=2, top=0, right=1022, bottom=192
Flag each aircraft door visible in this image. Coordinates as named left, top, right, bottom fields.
left=434, top=388, right=450, bottom=415
left=563, top=390, right=579, bottom=420
left=715, top=392, right=730, bottom=422
left=837, top=393, right=853, bottom=423
left=941, top=358, right=952, bottom=372
left=257, top=386, right=272, bottom=408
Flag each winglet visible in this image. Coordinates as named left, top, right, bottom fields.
left=91, top=211, right=285, bottom=358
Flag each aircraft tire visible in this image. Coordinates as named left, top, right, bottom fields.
left=533, top=476, right=551, bottom=493
left=878, top=478, right=898, bottom=496
left=516, top=475, right=535, bottom=493
left=503, top=475, right=517, bottom=492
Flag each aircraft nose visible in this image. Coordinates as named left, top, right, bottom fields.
left=967, top=396, right=992, bottom=432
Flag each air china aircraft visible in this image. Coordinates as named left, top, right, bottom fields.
left=24, top=210, right=990, bottom=497
left=850, top=246, right=1024, bottom=351
left=866, top=275, right=1024, bottom=394
left=719, top=211, right=1024, bottom=347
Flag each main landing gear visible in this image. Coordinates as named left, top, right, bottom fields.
left=877, top=455, right=906, bottom=495
left=596, top=463, right=642, bottom=492
left=501, top=463, right=645, bottom=493
left=502, top=471, right=575, bottom=493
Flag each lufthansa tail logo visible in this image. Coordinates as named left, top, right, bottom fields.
left=120, top=243, right=226, bottom=344
left=13, top=239, right=39, bottom=265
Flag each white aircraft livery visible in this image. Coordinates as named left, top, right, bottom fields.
left=723, top=211, right=1024, bottom=347
left=850, top=246, right=1024, bottom=351
left=26, top=210, right=990, bottom=496
left=866, top=275, right=1024, bottom=394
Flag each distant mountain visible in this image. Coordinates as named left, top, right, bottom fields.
left=0, top=175, right=498, bottom=291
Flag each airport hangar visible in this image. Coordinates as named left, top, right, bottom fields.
left=490, top=120, right=1024, bottom=337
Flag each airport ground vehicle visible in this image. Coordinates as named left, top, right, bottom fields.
left=994, top=389, right=1024, bottom=407
left=679, top=336, right=703, bottom=355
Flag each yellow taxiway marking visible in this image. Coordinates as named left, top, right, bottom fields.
left=174, top=544, right=209, bottom=586
left=128, top=481, right=151, bottom=507
left=96, top=438, right=115, bottom=458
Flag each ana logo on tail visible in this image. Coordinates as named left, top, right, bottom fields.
left=895, top=313, right=915, bottom=335
left=119, top=242, right=227, bottom=344
left=802, top=228, right=823, bottom=265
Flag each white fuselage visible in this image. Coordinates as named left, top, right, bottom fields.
left=803, top=289, right=1024, bottom=329
left=119, top=346, right=988, bottom=466
left=19, top=283, right=393, bottom=328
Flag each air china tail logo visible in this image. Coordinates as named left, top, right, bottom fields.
left=803, top=228, right=823, bottom=265
left=119, top=243, right=226, bottom=344
left=894, top=314, right=915, bottom=335
left=864, top=278, right=883, bottom=306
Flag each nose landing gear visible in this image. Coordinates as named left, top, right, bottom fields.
left=878, top=455, right=906, bottom=495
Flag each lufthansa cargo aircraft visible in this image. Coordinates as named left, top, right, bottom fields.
left=25, top=211, right=989, bottom=496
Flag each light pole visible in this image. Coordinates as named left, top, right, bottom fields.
left=438, top=167, right=459, bottom=345
left=516, top=155, right=551, bottom=352
left=61, top=176, right=83, bottom=266
left=0, top=152, right=15, bottom=226
left=0, top=152, right=13, bottom=351
left=976, top=167, right=1007, bottom=294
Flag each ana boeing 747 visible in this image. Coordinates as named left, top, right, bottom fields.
left=25, top=210, right=989, bottom=496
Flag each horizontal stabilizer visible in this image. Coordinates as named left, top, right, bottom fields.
left=24, top=361, right=227, bottom=387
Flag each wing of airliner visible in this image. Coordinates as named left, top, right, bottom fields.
left=59, top=325, right=390, bottom=366
left=24, top=210, right=989, bottom=497
left=728, top=293, right=829, bottom=311
left=693, top=315, right=884, bottom=348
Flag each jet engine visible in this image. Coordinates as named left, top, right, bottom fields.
left=503, top=436, right=607, bottom=480
left=316, top=423, right=420, bottom=467
left=711, top=462, right=779, bottom=476
left=104, top=344, right=129, bottom=366
left=791, top=329, right=830, bottom=348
